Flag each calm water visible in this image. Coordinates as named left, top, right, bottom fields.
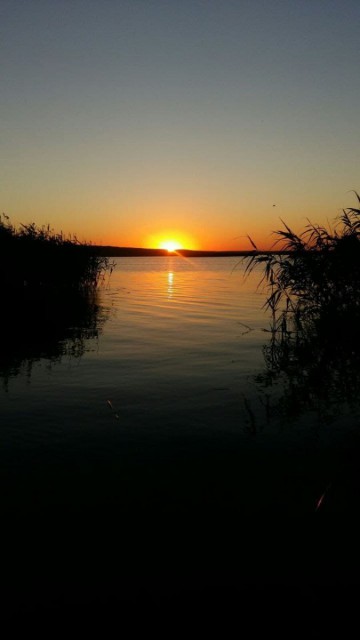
left=2, top=257, right=360, bottom=619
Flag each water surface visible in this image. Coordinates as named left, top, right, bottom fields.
left=2, top=257, right=359, bottom=619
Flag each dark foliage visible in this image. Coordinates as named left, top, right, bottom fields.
left=0, top=216, right=111, bottom=293
left=245, top=192, right=360, bottom=421
left=244, top=192, right=360, bottom=329
left=0, top=216, right=112, bottom=384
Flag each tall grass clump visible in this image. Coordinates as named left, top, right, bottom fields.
left=0, top=215, right=111, bottom=295
left=244, top=192, right=360, bottom=335
left=0, top=216, right=113, bottom=384
left=245, top=192, right=360, bottom=419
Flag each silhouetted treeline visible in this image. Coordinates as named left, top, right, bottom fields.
left=93, top=246, right=286, bottom=257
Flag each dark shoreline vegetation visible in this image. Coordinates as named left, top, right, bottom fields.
left=244, top=192, right=360, bottom=421
left=0, top=215, right=111, bottom=293
left=0, top=216, right=111, bottom=382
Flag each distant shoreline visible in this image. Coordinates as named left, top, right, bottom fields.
left=94, top=246, right=285, bottom=258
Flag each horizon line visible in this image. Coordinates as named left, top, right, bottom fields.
left=92, top=245, right=285, bottom=257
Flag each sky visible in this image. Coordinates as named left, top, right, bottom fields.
left=2, top=0, right=360, bottom=250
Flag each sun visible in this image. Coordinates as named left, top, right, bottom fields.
left=147, top=230, right=196, bottom=252
left=159, top=240, right=182, bottom=253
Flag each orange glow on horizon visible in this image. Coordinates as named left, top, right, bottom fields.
left=87, top=195, right=281, bottom=251
left=92, top=228, right=276, bottom=252
left=86, top=223, right=278, bottom=252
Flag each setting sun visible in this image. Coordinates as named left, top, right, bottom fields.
left=159, top=240, right=182, bottom=253
left=146, top=230, right=197, bottom=252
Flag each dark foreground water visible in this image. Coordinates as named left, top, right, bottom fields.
left=1, top=258, right=360, bottom=626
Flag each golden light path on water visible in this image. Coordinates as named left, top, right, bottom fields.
left=167, top=270, right=174, bottom=299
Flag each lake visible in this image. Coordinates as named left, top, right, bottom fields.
left=2, top=257, right=360, bottom=623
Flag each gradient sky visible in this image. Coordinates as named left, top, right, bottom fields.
left=2, top=0, right=360, bottom=250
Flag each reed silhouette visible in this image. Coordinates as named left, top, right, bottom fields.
left=245, top=192, right=360, bottom=420
left=0, top=215, right=111, bottom=294
left=0, top=216, right=112, bottom=384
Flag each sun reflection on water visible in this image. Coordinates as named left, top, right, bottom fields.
left=167, top=271, right=174, bottom=298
